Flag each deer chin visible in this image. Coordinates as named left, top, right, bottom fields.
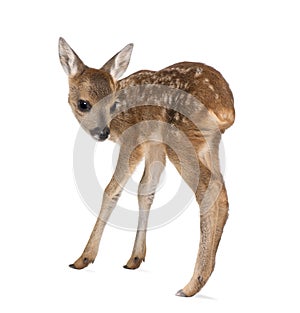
left=96, top=135, right=109, bottom=142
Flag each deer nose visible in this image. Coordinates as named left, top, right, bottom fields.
left=90, top=126, right=110, bottom=141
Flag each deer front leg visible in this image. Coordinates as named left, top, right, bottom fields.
left=124, top=145, right=166, bottom=270
left=176, top=169, right=229, bottom=297
left=69, top=145, right=143, bottom=270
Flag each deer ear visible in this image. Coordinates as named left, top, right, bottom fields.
left=58, top=37, right=85, bottom=77
left=101, top=43, right=133, bottom=80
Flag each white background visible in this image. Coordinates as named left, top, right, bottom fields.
left=1, top=0, right=299, bottom=312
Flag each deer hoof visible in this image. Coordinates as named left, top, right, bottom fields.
left=123, top=256, right=144, bottom=270
left=69, top=256, right=94, bottom=270
left=175, top=289, right=188, bottom=297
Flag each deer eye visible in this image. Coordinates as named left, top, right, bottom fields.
left=77, top=99, right=91, bottom=112
left=110, top=101, right=117, bottom=114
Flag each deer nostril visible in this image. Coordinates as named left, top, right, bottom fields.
left=99, top=126, right=110, bottom=140
left=91, top=126, right=110, bottom=141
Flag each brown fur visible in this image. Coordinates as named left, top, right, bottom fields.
left=59, top=38, right=235, bottom=297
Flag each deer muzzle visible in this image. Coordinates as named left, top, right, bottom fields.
left=90, top=126, right=110, bottom=141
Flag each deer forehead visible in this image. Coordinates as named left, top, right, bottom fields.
left=69, top=69, right=115, bottom=102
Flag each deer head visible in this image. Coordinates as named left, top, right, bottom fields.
left=58, top=37, right=133, bottom=141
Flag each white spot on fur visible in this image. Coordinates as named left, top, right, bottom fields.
left=195, top=68, right=203, bottom=77
left=165, top=67, right=193, bottom=74
left=208, top=84, right=215, bottom=91
left=174, top=112, right=180, bottom=121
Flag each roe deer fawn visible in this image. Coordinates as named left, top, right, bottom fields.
left=58, top=37, right=235, bottom=297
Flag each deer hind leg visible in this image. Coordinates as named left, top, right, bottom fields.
left=70, top=144, right=144, bottom=270
left=166, top=145, right=228, bottom=297
left=176, top=167, right=229, bottom=297
left=124, top=144, right=166, bottom=270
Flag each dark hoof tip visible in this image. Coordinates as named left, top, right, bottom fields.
left=176, top=289, right=188, bottom=297
left=69, top=264, right=77, bottom=269
left=123, top=264, right=136, bottom=270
